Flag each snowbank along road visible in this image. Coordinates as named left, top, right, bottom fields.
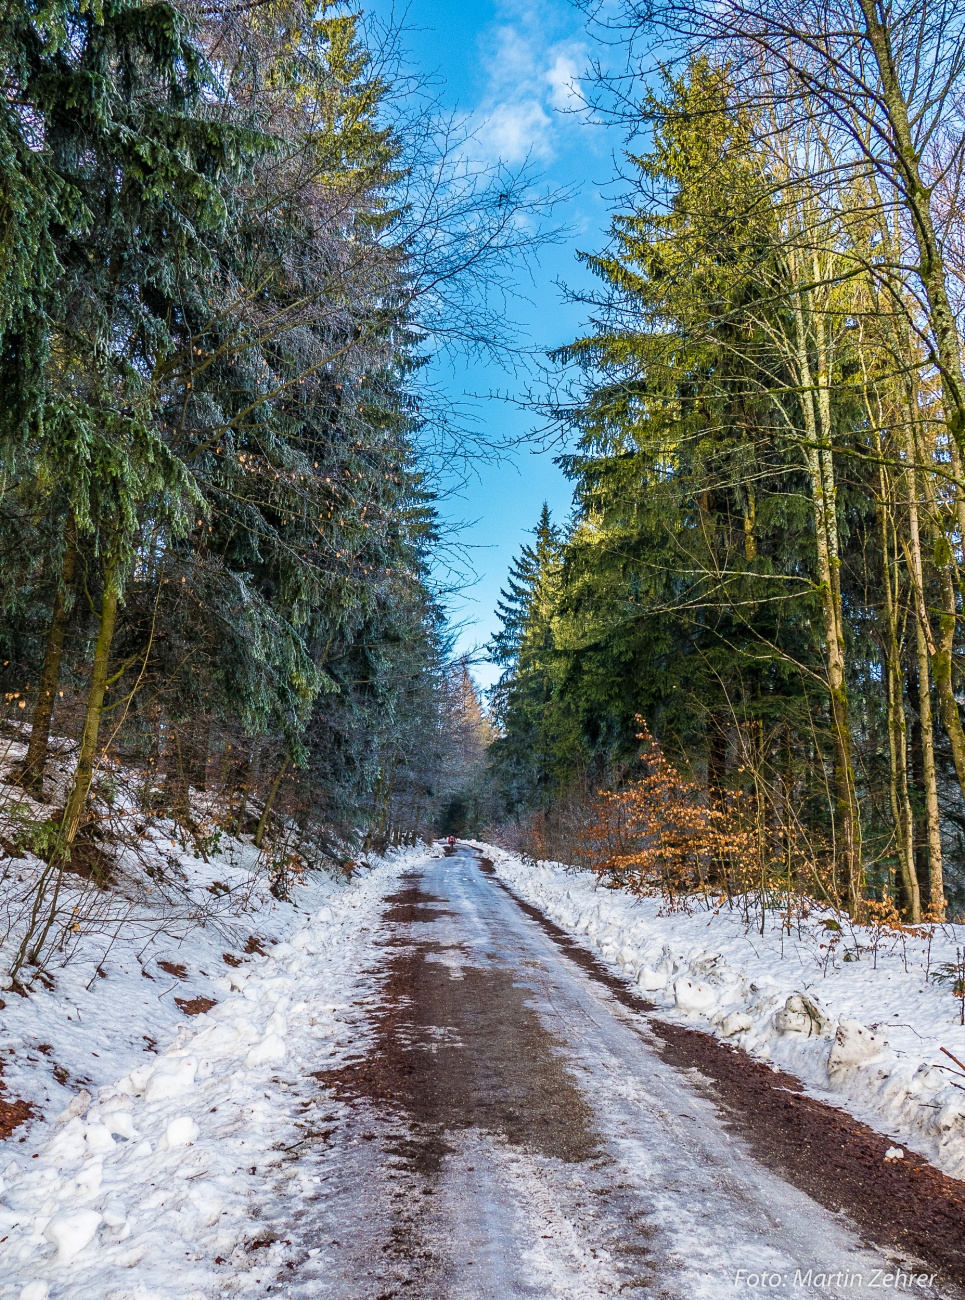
left=281, top=846, right=965, bottom=1299
left=5, top=843, right=965, bottom=1298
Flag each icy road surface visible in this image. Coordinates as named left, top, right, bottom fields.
left=274, top=848, right=960, bottom=1299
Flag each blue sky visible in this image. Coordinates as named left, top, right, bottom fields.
left=368, top=0, right=623, bottom=687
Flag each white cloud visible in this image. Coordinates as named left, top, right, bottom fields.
left=545, top=50, right=583, bottom=112
left=468, top=8, right=589, bottom=164
left=489, top=24, right=540, bottom=87
left=477, top=99, right=555, bottom=163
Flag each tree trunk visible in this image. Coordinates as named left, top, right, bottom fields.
left=788, top=269, right=862, bottom=911
left=932, top=561, right=965, bottom=796
left=165, top=716, right=210, bottom=825
left=947, top=440, right=965, bottom=547
left=913, top=457, right=965, bottom=830
left=859, top=0, right=965, bottom=461
left=743, top=487, right=757, bottom=560
left=903, top=439, right=945, bottom=916
left=60, top=570, right=119, bottom=849
left=254, top=756, right=290, bottom=849
left=708, top=722, right=728, bottom=809
left=21, top=515, right=78, bottom=795
left=187, top=716, right=210, bottom=791
left=879, top=474, right=920, bottom=921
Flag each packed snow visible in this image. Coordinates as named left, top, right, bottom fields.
left=476, top=843, right=965, bottom=1181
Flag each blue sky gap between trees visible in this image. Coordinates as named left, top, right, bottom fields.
left=369, top=0, right=623, bottom=687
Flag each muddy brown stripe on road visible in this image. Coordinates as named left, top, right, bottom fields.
left=272, top=847, right=964, bottom=1299
left=486, top=857, right=965, bottom=1284
left=316, top=879, right=599, bottom=1167
left=485, top=857, right=965, bottom=1288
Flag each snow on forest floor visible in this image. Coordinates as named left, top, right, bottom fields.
left=0, top=735, right=423, bottom=1299
left=476, top=843, right=965, bottom=1183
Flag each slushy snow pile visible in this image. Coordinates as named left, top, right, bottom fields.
left=478, top=844, right=965, bottom=1181
left=0, top=751, right=420, bottom=1298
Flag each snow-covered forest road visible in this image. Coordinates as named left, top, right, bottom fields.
left=7, top=841, right=965, bottom=1299
left=276, top=847, right=964, bottom=1299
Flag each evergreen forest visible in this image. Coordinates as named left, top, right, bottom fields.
left=0, top=0, right=510, bottom=929
left=489, top=15, right=965, bottom=925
